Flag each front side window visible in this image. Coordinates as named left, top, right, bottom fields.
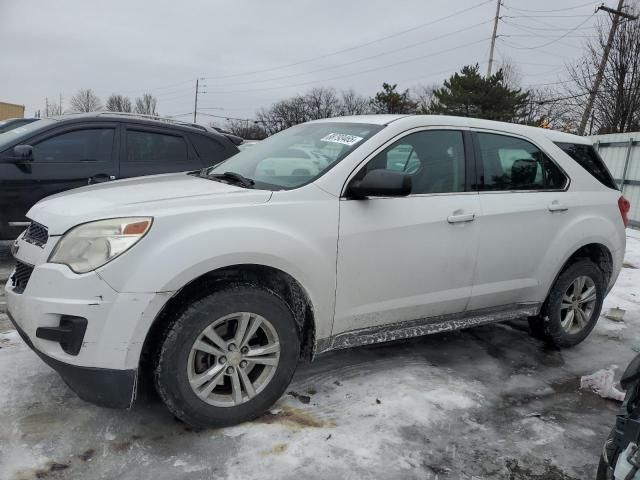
left=477, top=133, right=566, bottom=191
left=127, top=130, right=189, bottom=163
left=355, top=130, right=466, bottom=194
left=32, top=128, right=114, bottom=163
left=206, top=122, right=384, bottom=189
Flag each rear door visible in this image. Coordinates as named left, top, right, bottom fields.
left=467, top=130, right=570, bottom=310
left=0, top=122, right=118, bottom=231
left=121, top=124, right=201, bottom=178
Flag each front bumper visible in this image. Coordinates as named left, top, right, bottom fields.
left=6, top=235, right=173, bottom=408
left=8, top=311, right=136, bottom=408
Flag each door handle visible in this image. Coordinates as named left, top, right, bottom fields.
left=447, top=212, right=476, bottom=223
left=548, top=200, right=568, bottom=212
left=88, top=174, right=116, bottom=185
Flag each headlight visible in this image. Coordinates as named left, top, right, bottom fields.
left=49, top=217, right=152, bottom=273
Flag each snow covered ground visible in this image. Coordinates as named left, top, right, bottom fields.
left=1, top=231, right=639, bottom=480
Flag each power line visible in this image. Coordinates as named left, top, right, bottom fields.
left=205, top=19, right=492, bottom=89
left=503, top=13, right=604, bottom=18
left=202, top=37, right=491, bottom=95
left=202, top=0, right=494, bottom=81
left=501, top=19, right=597, bottom=31
left=500, top=14, right=596, bottom=50
left=501, top=1, right=597, bottom=14
left=120, top=78, right=197, bottom=97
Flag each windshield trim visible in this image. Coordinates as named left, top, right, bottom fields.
left=207, top=122, right=386, bottom=191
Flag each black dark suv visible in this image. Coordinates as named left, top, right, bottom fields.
left=0, top=113, right=240, bottom=239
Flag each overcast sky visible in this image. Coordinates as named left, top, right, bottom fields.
left=0, top=0, right=609, bottom=123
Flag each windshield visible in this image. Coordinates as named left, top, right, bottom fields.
left=206, top=122, right=384, bottom=189
left=0, top=119, right=56, bottom=151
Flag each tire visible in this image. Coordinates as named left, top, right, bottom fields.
left=528, top=259, right=604, bottom=348
left=154, top=285, right=300, bottom=427
left=596, top=427, right=618, bottom=480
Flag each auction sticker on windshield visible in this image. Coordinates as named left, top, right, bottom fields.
left=320, top=133, right=363, bottom=146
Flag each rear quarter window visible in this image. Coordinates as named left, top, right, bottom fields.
left=555, top=142, right=618, bottom=190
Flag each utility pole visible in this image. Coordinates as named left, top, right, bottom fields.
left=193, top=78, right=208, bottom=123
left=59, top=93, right=63, bottom=115
left=578, top=0, right=638, bottom=135
left=45, top=98, right=49, bottom=117
left=193, top=79, right=199, bottom=123
left=486, top=0, right=502, bottom=77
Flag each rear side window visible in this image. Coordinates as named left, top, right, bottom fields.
left=189, top=134, right=225, bottom=165
left=555, top=142, right=617, bottom=190
left=127, top=130, right=189, bottom=163
left=476, top=133, right=567, bottom=191
left=32, top=128, right=114, bottom=163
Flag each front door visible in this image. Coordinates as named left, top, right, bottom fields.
left=0, top=123, right=118, bottom=237
left=333, top=129, right=480, bottom=335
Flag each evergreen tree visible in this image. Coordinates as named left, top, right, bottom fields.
left=370, top=83, right=417, bottom=114
left=429, top=64, right=529, bottom=122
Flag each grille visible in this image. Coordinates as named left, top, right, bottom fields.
left=24, top=222, right=49, bottom=247
left=11, top=261, right=34, bottom=294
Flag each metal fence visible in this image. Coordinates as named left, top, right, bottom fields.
left=589, top=132, right=640, bottom=228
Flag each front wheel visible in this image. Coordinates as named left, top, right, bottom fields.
left=154, top=285, right=300, bottom=427
left=528, top=259, right=605, bottom=348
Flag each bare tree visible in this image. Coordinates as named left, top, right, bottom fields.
left=304, top=87, right=340, bottom=120
left=521, top=88, right=576, bottom=130
left=566, top=5, right=640, bottom=134
left=498, top=58, right=523, bottom=91
left=70, top=88, right=101, bottom=112
left=224, top=119, right=267, bottom=140
left=44, top=99, right=63, bottom=116
left=134, top=93, right=158, bottom=116
left=339, top=89, right=371, bottom=115
left=106, top=94, right=133, bottom=112
left=411, top=84, right=438, bottom=113
left=256, top=95, right=310, bottom=135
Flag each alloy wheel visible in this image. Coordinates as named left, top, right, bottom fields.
left=560, top=275, right=597, bottom=334
left=187, top=312, right=281, bottom=407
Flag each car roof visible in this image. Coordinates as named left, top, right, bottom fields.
left=309, top=114, right=591, bottom=145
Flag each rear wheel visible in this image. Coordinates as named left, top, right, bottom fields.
left=528, top=260, right=604, bottom=348
left=154, top=285, right=300, bottom=427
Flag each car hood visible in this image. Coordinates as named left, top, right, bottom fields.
left=27, top=172, right=272, bottom=235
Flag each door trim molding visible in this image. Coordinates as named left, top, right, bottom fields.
left=315, top=302, right=541, bottom=356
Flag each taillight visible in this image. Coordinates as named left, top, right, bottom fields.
left=619, top=196, right=631, bottom=227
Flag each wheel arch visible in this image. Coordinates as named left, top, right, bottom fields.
left=140, top=264, right=317, bottom=376
left=543, top=242, right=613, bottom=306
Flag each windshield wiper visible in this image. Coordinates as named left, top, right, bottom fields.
left=209, top=171, right=255, bottom=188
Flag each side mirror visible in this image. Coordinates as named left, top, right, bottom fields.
left=347, top=169, right=412, bottom=199
left=13, top=145, right=33, bottom=162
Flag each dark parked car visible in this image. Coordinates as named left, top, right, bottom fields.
left=0, top=117, right=38, bottom=134
left=0, top=113, right=240, bottom=239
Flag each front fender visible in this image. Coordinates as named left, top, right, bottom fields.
left=98, top=194, right=339, bottom=342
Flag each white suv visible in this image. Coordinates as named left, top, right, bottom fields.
left=6, top=115, right=629, bottom=427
